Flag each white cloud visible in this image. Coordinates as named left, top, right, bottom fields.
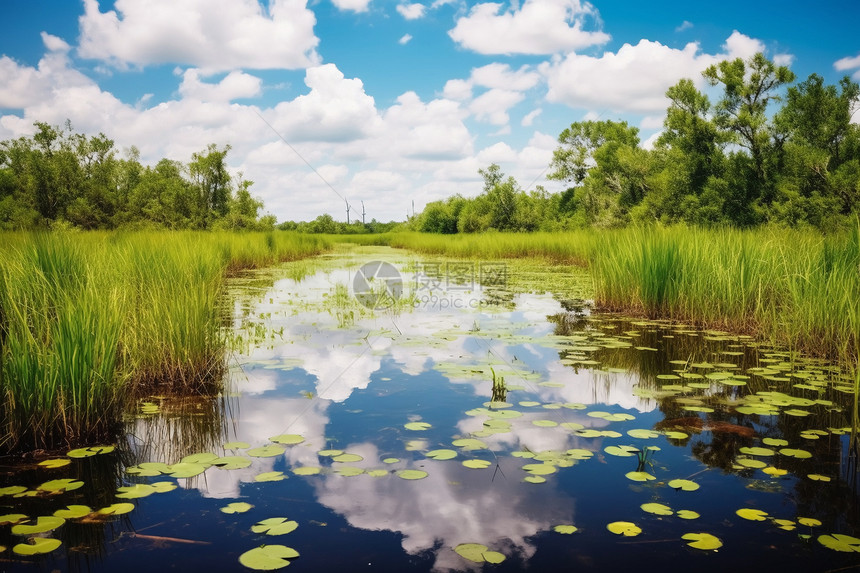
left=675, top=20, right=693, bottom=32
left=77, top=0, right=320, bottom=71
left=331, top=0, right=372, bottom=12
left=722, top=29, right=765, bottom=60
left=442, top=78, right=472, bottom=100
left=40, top=31, right=71, bottom=53
left=774, top=53, right=795, bottom=67
left=470, top=62, right=540, bottom=91
left=399, top=34, right=413, bottom=45
left=521, top=108, right=541, bottom=126
left=178, top=69, right=262, bottom=101
left=835, top=53, right=860, bottom=71
left=396, top=2, right=426, bottom=19
left=640, top=115, right=663, bottom=130
left=469, top=88, right=525, bottom=125
left=381, top=91, right=473, bottom=160
left=268, top=64, right=381, bottom=142
left=449, top=0, right=610, bottom=55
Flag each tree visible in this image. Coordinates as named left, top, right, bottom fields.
left=703, top=53, right=796, bottom=211
left=188, top=143, right=232, bottom=227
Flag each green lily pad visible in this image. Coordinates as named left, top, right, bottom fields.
left=454, top=543, right=505, bottom=564
left=566, top=449, right=594, bottom=460
left=180, top=452, right=218, bottom=465
left=116, top=484, right=157, bottom=499
left=519, top=401, right=541, bottom=407
left=125, top=466, right=162, bottom=477
left=331, top=465, right=363, bottom=477
left=532, top=420, right=558, bottom=427
left=12, top=538, right=61, bottom=556
left=575, top=429, right=603, bottom=438
left=0, top=514, right=28, bottom=525
left=382, top=457, right=400, bottom=464
left=318, top=449, right=344, bottom=457
left=269, top=434, right=305, bottom=445
left=247, top=445, right=286, bottom=458
left=762, top=438, right=788, bottom=447
left=462, top=459, right=492, bottom=469
left=524, top=475, right=546, bottom=484
left=98, top=503, right=135, bottom=516
left=627, top=429, right=660, bottom=439
left=252, top=517, right=298, bottom=536
left=426, top=449, right=457, bottom=460
left=736, top=508, right=768, bottom=521
left=808, top=474, right=831, bottom=482
left=67, top=445, right=114, bottom=458
left=239, top=545, right=299, bottom=570
left=641, top=503, right=673, bottom=516
left=739, top=447, right=775, bottom=457
left=38, top=478, right=84, bottom=493
left=221, top=502, right=253, bottom=514
left=798, top=517, right=822, bottom=527
left=331, top=453, right=363, bottom=463
left=553, top=524, right=579, bottom=534
left=625, top=471, right=656, bottom=482
left=779, top=448, right=812, bottom=459
left=818, top=533, right=860, bottom=552
left=366, top=469, right=388, bottom=477
left=604, top=446, right=639, bottom=457
left=253, top=470, right=286, bottom=482
left=676, top=510, right=700, bottom=520
left=682, top=532, right=722, bottom=550
left=668, top=479, right=700, bottom=491
left=607, top=521, right=641, bottom=536
left=396, top=469, right=428, bottom=480
left=38, top=458, right=71, bottom=469
left=11, top=516, right=65, bottom=535
left=736, top=458, right=767, bottom=469
left=292, top=466, right=322, bottom=476
left=165, top=462, right=207, bottom=478
left=522, top=464, right=558, bottom=476
left=404, top=422, right=431, bottom=431
left=452, top=438, right=488, bottom=450
left=0, top=486, right=27, bottom=496
left=223, top=441, right=251, bottom=450
left=212, top=456, right=252, bottom=470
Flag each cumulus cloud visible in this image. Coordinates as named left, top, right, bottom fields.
left=470, top=88, right=524, bottom=125
left=77, top=0, right=320, bottom=71
left=178, top=69, right=262, bottom=101
left=396, top=2, right=426, bottom=19
left=675, top=20, right=693, bottom=32
left=399, top=34, right=413, bottom=45
left=449, top=0, right=610, bottom=55
left=835, top=53, right=860, bottom=71
left=331, top=0, right=372, bottom=12
left=541, top=31, right=776, bottom=114
left=470, top=62, right=541, bottom=91
left=521, top=108, right=541, bottom=126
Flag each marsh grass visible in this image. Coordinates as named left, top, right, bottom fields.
left=0, top=230, right=329, bottom=453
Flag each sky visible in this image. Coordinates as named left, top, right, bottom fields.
left=1, top=0, right=859, bottom=223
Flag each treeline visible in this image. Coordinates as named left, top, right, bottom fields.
left=277, top=213, right=400, bottom=234
left=413, top=53, right=860, bottom=232
left=0, top=121, right=275, bottom=231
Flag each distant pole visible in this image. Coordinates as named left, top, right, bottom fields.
left=361, top=201, right=366, bottom=224
left=412, top=200, right=415, bottom=217
left=346, top=201, right=350, bottom=224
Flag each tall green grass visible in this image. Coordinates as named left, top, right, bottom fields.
left=0, top=231, right=329, bottom=453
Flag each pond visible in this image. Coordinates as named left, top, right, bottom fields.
left=2, top=245, right=860, bottom=571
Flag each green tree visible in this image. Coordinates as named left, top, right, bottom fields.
left=189, top=143, right=232, bottom=227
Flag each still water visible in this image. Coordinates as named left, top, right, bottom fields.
left=2, top=246, right=859, bottom=572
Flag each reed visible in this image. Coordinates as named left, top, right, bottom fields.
left=0, top=230, right=330, bottom=452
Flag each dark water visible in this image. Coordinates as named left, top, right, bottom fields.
left=2, top=246, right=860, bottom=572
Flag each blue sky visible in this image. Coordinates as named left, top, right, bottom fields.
left=2, top=0, right=859, bottom=222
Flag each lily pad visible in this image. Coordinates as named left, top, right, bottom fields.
left=627, top=429, right=660, bottom=439
left=165, top=463, right=207, bottom=478
left=331, top=453, right=363, bottom=463
left=239, top=545, right=299, bottom=570
left=607, top=521, right=641, bottom=536
left=252, top=517, right=298, bottom=536
left=736, top=508, right=768, bottom=521
left=676, top=510, right=700, bottom=520
left=0, top=514, right=28, bottom=525
left=426, top=449, right=457, bottom=460
left=818, top=533, right=860, bottom=552
left=180, top=452, right=218, bottom=465
left=682, top=532, right=722, bottom=550
left=12, top=538, right=62, bottom=556
left=116, top=484, right=157, bottom=499
left=807, top=474, right=831, bottom=482
left=67, top=445, right=114, bottom=458
left=269, top=434, right=305, bottom=445
left=247, top=445, right=286, bottom=458
left=641, top=503, right=673, bottom=516
left=38, top=478, right=84, bottom=493
left=11, top=516, right=65, bottom=535
left=738, top=447, right=775, bottom=457
left=98, top=503, right=135, bottom=516
left=553, top=524, right=578, bottom=534
left=38, top=458, right=71, bottom=469
left=522, top=464, right=558, bottom=476
left=452, top=438, right=488, bottom=450
left=454, top=543, right=505, bottom=564
left=604, top=445, right=639, bottom=457
left=382, top=457, right=400, bottom=464
left=292, top=466, right=322, bottom=476
left=779, top=448, right=812, bottom=459
left=625, top=471, right=656, bottom=482
left=223, top=441, right=251, bottom=450
left=668, top=479, right=700, bottom=492
left=396, top=469, right=428, bottom=480
left=524, top=475, right=546, bottom=484
left=532, top=420, right=558, bottom=427
left=318, top=450, right=344, bottom=457
left=0, top=486, right=27, bottom=496
left=212, top=456, right=252, bottom=470
left=762, top=466, right=787, bottom=477
left=462, top=459, right=492, bottom=469
left=762, top=438, right=788, bottom=447
left=333, top=466, right=364, bottom=477
left=255, top=471, right=287, bottom=482
left=798, top=517, right=822, bottom=527
left=404, top=422, right=431, bottom=431
left=221, top=502, right=253, bottom=514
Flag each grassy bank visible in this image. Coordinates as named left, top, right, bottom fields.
left=360, top=227, right=859, bottom=365
left=0, top=231, right=329, bottom=453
